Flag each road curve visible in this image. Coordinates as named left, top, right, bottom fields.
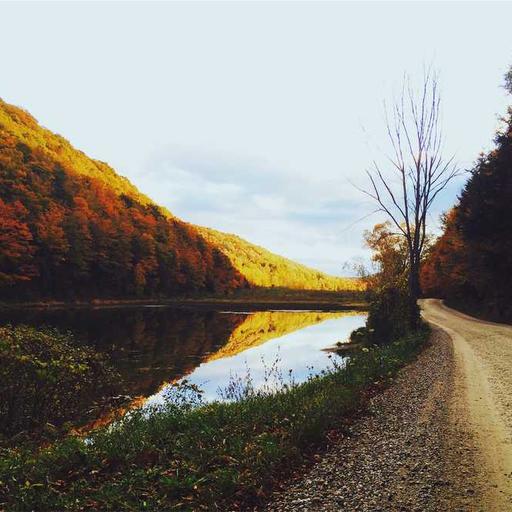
left=266, top=299, right=512, bottom=511
left=421, top=298, right=512, bottom=511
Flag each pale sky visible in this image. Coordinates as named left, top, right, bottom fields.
left=1, top=1, right=511, bottom=275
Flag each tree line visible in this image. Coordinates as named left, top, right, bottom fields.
left=0, top=99, right=358, bottom=301
left=0, top=127, right=247, bottom=300
left=421, top=96, right=512, bottom=321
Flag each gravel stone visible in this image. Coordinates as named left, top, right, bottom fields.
left=260, top=328, right=483, bottom=512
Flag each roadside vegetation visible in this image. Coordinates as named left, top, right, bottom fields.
left=0, top=325, right=429, bottom=511
left=348, top=221, right=424, bottom=349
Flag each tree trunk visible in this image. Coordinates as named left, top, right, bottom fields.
left=408, top=260, right=421, bottom=300
left=408, top=255, right=421, bottom=329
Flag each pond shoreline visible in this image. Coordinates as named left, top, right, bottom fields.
left=0, top=298, right=368, bottom=312
left=0, top=329, right=429, bottom=511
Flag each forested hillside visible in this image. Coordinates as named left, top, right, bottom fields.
left=0, top=99, right=356, bottom=300
left=421, top=107, right=512, bottom=321
left=198, top=227, right=360, bottom=291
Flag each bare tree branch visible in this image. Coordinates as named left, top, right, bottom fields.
left=361, top=70, right=460, bottom=299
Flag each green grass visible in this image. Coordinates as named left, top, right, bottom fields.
left=0, top=326, right=429, bottom=511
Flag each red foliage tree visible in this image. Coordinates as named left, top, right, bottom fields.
left=0, top=199, right=37, bottom=285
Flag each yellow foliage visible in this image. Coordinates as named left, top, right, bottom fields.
left=208, top=310, right=361, bottom=360
left=0, top=99, right=159, bottom=209
left=198, top=227, right=363, bottom=291
left=0, top=98, right=361, bottom=293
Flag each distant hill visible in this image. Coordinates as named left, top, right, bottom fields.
left=0, top=98, right=359, bottom=300
left=198, top=227, right=359, bottom=291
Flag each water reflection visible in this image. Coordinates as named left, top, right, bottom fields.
left=147, top=312, right=366, bottom=404
left=0, top=307, right=245, bottom=396
left=0, top=306, right=366, bottom=409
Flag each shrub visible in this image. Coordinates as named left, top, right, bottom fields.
left=365, top=287, right=420, bottom=345
left=0, top=324, right=120, bottom=437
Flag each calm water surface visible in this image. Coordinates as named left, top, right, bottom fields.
left=1, top=306, right=367, bottom=406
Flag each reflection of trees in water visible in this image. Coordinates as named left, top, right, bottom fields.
left=207, top=311, right=346, bottom=361
left=113, top=310, right=246, bottom=395
left=0, top=308, right=246, bottom=396
left=0, top=308, right=360, bottom=399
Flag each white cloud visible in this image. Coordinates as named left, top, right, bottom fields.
left=2, top=2, right=509, bottom=274
left=132, top=145, right=372, bottom=275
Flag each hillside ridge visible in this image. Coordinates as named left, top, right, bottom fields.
left=0, top=98, right=359, bottom=298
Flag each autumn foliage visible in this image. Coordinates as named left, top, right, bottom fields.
left=0, top=99, right=357, bottom=300
left=0, top=99, right=248, bottom=299
left=199, top=227, right=361, bottom=291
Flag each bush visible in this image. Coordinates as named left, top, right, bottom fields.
left=0, top=325, right=120, bottom=438
left=365, top=287, right=420, bottom=345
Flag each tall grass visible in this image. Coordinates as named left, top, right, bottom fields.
left=0, top=326, right=429, bottom=511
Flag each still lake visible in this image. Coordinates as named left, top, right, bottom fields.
left=0, top=306, right=367, bottom=408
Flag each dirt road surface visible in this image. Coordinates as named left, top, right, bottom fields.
left=422, top=298, right=512, bottom=511
left=265, top=300, right=512, bottom=511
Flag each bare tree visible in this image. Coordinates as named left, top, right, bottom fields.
left=361, top=70, right=459, bottom=302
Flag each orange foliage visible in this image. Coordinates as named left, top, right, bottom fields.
left=420, top=209, right=467, bottom=298
left=0, top=97, right=356, bottom=299
left=0, top=199, right=37, bottom=284
left=0, top=100, right=247, bottom=299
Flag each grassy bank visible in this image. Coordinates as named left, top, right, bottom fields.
left=0, top=326, right=429, bottom=511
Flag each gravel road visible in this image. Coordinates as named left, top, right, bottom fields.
left=422, top=299, right=512, bottom=510
left=265, top=299, right=512, bottom=511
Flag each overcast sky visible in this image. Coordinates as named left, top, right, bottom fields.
left=1, top=1, right=511, bottom=275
